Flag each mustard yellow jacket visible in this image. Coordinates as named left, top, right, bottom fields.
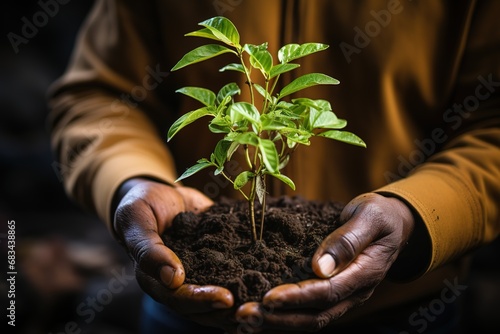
left=48, top=0, right=500, bottom=321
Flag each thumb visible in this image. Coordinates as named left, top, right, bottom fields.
left=311, top=195, right=379, bottom=278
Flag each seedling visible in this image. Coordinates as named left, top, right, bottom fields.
left=168, top=16, right=366, bottom=242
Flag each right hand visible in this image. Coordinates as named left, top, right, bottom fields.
left=112, top=178, right=236, bottom=329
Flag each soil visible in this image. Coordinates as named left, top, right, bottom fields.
left=162, top=195, right=344, bottom=306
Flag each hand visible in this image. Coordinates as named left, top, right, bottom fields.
left=112, top=178, right=237, bottom=330
left=235, top=193, right=416, bottom=333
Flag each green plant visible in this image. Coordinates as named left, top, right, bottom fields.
left=168, top=16, right=366, bottom=242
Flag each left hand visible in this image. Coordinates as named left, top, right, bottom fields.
left=234, top=193, right=416, bottom=333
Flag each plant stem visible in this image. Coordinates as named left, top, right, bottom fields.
left=244, top=145, right=253, bottom=169
left=262, top=79, right=270, bottom=114
left=269, top=74, right=281, bottom=98
left=259, top=175, right=266, bottom=241
left=249, top=177, right=258, bottom=242
left=239, top=53, right=255, bottom=105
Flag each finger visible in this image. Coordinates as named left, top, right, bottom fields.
left=261, top=279, right=350, bottom=310
left=263, top=251, right=385, bottom=309
left=137, top=267, right=234, bottom=314
left=176, top=186, right=214, bottom=213
left=237, top=299, right=360, bottom=333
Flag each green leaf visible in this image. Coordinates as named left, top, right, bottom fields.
left=261, top=113, right=296, bottom=131
left=217, top=83, right=241, bottom=104
left=176, top=159, right=214, bottom=182
left=219, top=63, right=245, bottom=73
left=244, top=44, right=273, bottom=76
left=278, top=154, right=290, bottom=170
left=280, top=128, right=312, bottom=146
left=259, top=138, right=279, bottom=173
left=199, top=16, right=240, bottom=47
left=209, top=115, right=231, bottom=133
left=309, top=109, right=347, bottom=129
left=253, top=83, right=272, bottom=102
left=265, top=172, right=296, bottom=190
left=226, top=141, right=240, bottom=160
left=214, top=165, right=224, bottom=176
left=171, top=44, right=236, bottom=71
left=292, top=98, right=332, bottom=111
left=278, top=43, right=329, bottom=64
left=176, top=87, right=216, bottom=107
left=185, top=28, right=219, bottom=41
left=318, top=130, right=367, bottom=148
left=279, top=73, right=340, bottom=98
left=214, top=139, right=232, bottom=166
left=229, top=102, right=261, bottom=128
left=233, top=132, right=259, bottom=146
left=269, top=63, right=300, bottom=78
left=167, top=107, right=215, bottom=140
left=234, top=171, right=255, bottom=189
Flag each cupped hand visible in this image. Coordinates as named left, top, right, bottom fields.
left=235, top=193, right=416, bottom=333
left=112, top=178, right=237, bottom=330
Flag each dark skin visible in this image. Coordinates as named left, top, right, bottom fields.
left=113, top=178, right=415, bottom=333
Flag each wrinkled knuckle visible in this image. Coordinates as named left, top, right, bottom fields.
left=131, top=237, right=156, bottom=267
left=325, top=280, right=344, bottom=304
left=334, top=232, right=359, bottom=260
left=313, top=314, right=333, bottom=332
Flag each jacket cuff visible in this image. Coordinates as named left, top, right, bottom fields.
left=91, top=144, right=178, bottom=237
left=375, top=163, right=483, bottom=280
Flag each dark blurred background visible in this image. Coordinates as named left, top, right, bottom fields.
left=0, top=1, right=499, bottom=334
left=1, top=1, right=144, bottom=333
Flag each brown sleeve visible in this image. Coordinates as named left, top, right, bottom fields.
left=377, top=0, right=500, bottom=280
left=47, top=0, right=177, bottom=234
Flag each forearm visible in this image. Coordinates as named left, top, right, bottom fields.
left=49, top=90, right=178, bottom=231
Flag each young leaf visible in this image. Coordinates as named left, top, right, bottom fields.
left=214, top=139, right=232, bottom=166
left=234, top=171, right=256, bottom=189
left=317, top=130, right=367, bottom=148
left=244, top=44, right=273, bottom=77
left=176, top=158, right=214, bottom=182
left=253, top=83, right=272, bottom=102
left=261, top=113, right=296, bottom=130
left=167, top=107, right=215, bottom=140
left=309, top=109, right=347, bottom=129
left=171, top=44, right=236, bottom=71
left=227, top=141, right=240, bottom=160
left=279, top=73, right=340, bottom=98
left=185, top=28, right=219, bottom=41
left=278, top=43, right=329, bottom=64
left=176, top=87, right=216, bottom=107
left=265, top=172, right=296, bottom=190
left=259, top=138, right=280, bottom=173
left=292, top=98, right=332, bottom=111
left=199, top=16, right=240, bottom=47
left=269, top=63, right=300, bottom=78
left=217, top=83, right=241, bottom=104
left=209, top=115, right=231, bottom=133
left=232, top=132, right=260, bottom=146
left=229, top=102, right=261, bottom=128
left=219, top=63, right=245, bottom=73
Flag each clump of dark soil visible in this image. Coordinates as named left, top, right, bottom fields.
left=162, top=195, right=343, bottom=306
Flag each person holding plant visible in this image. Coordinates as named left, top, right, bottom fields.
left=48, top=1, right=500, bottom=333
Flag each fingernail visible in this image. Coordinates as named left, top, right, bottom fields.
left=159, top=265, right=175, bottom=287
left=212, top=301, right=229, bottom=309
left=318, top=254, right=335, bottom=277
